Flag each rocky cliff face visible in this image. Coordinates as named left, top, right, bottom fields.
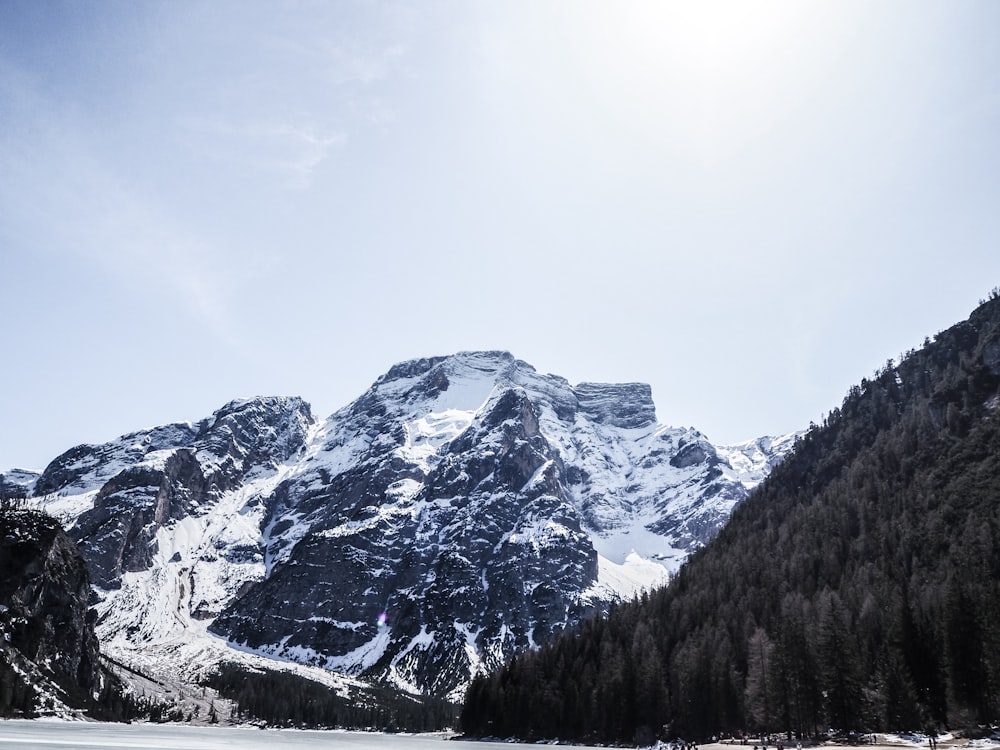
left=0, top=509, right=103, bottom=716
left=8, top=352, right=798, bottom=701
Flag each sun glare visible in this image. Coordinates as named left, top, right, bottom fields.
left=564, top=0, right=849, bottom=166
left=659, top=0, right=808, bottom=71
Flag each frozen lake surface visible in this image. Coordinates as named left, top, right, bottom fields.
left=0, top=720, right=592, bottom=749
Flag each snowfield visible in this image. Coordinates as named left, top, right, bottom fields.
left=0, top=720, right=572, bottom=748
left=1, top=724, right=997, bottom=750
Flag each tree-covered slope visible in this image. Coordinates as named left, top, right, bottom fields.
left=461, top=290, right=1000, bottom=745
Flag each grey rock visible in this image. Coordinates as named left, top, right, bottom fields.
left=20, top=352, right=798, bottom=701
left=0, top=509, right=103, bottom=712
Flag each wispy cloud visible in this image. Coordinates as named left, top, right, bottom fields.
left=168, top=28, right=408, bottom=189
left=178, top=116, right=347, bottom=189
left=264, top=26, right=408, bottom=86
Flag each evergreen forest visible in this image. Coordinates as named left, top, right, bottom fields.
left=204, top=662, right=459, bottom=731
left=461, top=291, right=1000, bottom=745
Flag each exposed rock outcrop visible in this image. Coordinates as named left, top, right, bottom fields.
left=0, top=509, right=103, bottom=716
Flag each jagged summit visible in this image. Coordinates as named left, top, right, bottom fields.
left=31, top=396, right=314, bottom=500
left=376, top=350, right=523, bottom=384
left=361, top=349, right=657, bottom=432
left=4, top=352, right=798, bottom=702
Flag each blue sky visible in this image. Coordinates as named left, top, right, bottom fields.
left=2, top=0, right=999, bottom=471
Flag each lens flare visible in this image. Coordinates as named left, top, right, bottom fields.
left=377, top=612, right=388, bottom=628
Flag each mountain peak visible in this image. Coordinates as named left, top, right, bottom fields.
left=21, top=352, right=798, bottom=704
left=209, top=395, right=312, bottom=421
left=376, top=350, right=525, bottom=385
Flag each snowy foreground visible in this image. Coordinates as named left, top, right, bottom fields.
left=1, top=724, right=999, bottom=750
left=0, top=720, right=591, bottom=749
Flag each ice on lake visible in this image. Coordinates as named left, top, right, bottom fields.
left=0, top=720, right=595, bottom=749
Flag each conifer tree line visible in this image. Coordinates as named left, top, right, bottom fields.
left=0, top=626, right=180, bottom=721
left=0, top=658, right=171, bottom=721
left=461, top=291, right=1000, bottom=745
left=205, top=662, right=459, bottom=730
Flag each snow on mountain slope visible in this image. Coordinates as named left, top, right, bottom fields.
left=0, top=467, right=40, bottom=494
left=5, top=351, right=799, bottom=702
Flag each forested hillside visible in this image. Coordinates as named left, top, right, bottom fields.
left=461, top=290, right=1000, bottom=745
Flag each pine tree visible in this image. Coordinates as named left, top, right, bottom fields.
left=744, top=627, right=774, bottom=732
left=817, top=591, right=864, bottom=731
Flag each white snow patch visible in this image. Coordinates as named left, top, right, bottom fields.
left=583, top=551, right=670, bottom=603
left=495, top=515, right=575, bottom=555
left=881, top=734, right=959, bottom=748
left=454, top=621, right=482, bottom=673
left=34, top=489, right=99, bottom=529
left=587, top=523, right=688, bottom=574
left=324, top=629, right=392, bottom=673
left=520, top=459, right=553, bottom=494
left=400, top=409, right=476, bottom=468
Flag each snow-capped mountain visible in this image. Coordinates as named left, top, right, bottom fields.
left=5, top=351, right=797, bottom=701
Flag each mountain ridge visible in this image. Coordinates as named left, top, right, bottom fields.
left=3, top=350, right=798, bottom=703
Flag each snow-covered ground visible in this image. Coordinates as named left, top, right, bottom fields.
left=0, top=719, right=592, bottom=749
left=695, top=739, right=1000, bottom=750
left=880, top=734, right=1000, bottom=750
left=2, top=726, right=996, bottom=750
left=666, top=741, right=1000, bottom=750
